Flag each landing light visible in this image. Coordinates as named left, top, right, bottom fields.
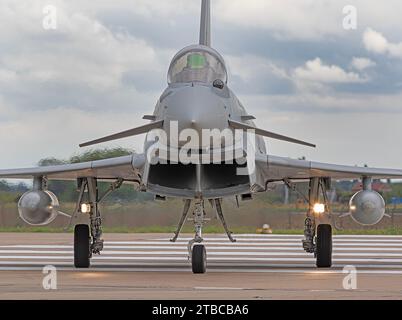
left=313, top=203, right=325, bottom=214
left=350, top=205, right=357, bottom=211
left=81, top=203, right=91, bottom=214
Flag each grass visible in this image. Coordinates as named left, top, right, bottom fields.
left=2, top=226, right=402, bottom=235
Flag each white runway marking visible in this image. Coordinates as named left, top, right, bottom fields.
left=150, top=238, right=402, bottom=243
left=0, top=234, right=402, bottom=273
left=3, top=249, right=402, bottom=257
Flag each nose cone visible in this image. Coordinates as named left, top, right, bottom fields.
left=164, top=86, right=228, bottom=147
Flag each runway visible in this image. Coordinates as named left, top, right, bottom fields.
left=0, top=233, right=401, bottom=299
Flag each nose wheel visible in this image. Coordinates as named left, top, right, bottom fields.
left=191, top=244, right=207, bottom=274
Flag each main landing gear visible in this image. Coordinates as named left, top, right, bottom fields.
left=171, top=198, right=236, bottom=274
left=71, top=177, right=123, bottom=268
left=286, top=177, right=333, bottom=268
left=74, top=224, right=91, bottom=268
left=316, top=224, right=332, bottom=268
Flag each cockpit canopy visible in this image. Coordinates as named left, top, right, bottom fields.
left=168, top=45, right=228, bottom=85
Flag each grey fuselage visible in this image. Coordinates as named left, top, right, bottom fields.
left=141, top=45, right=266, bottom=199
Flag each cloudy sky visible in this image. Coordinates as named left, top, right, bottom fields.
left=1, top=0, right=402, bottom=170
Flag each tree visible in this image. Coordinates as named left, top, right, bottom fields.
left=38, top=158, right=67, bottom=167
left=69, top=147, right=133, bottom=163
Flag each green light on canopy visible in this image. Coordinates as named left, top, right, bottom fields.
left=187, top=53, right=206, bottom=69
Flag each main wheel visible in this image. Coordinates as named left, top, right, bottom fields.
left=192, top=244, right=207, bottom=274
left=316, top=224, right=332, bottom=268
left=74, top=224, right=91, bottom=268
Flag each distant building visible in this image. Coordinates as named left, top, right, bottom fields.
left=351, top=180, right=392, bottom=193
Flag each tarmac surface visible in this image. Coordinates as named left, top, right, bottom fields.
left=0, top=233, right=401, bottom=299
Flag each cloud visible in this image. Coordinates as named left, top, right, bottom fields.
left=350, top=57, right=376, bottom=71
left=215, top=0, right=402, bottom=41
left=0, top=0, right=402, bottom=170
left=238, top=92, right=402, bottom=167
left=293, top=58, right=366, bottom=88
left=226, top=55, right=289, bottom=82
left=214, top=0, right=342, bottom=40
left=241, top=90, right=402, bottom=115
left=363, top=28, right=402, bottom=58
left=0, top=1, right=174, bottom=115
left=226, top=55, right=371, bottom=95
left=0, top=107, right=147, bottom=168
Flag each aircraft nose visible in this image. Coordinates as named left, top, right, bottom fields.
left=164, top=86, right=228, bottom=147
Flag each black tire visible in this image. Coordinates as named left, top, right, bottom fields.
left=192, top=244, right=207, bottom=274
left=74, top=224, right=91, bottom=268
left=316, top=224, right=332, bottom=268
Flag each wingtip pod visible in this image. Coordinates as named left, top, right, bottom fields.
left=199, top=0, right=211, bottom=47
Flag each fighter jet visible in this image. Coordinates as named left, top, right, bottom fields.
left=0, top=0, right=401, bottom=273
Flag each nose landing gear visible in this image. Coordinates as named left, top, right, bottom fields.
left=171, top=198, right=235, bottom=274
